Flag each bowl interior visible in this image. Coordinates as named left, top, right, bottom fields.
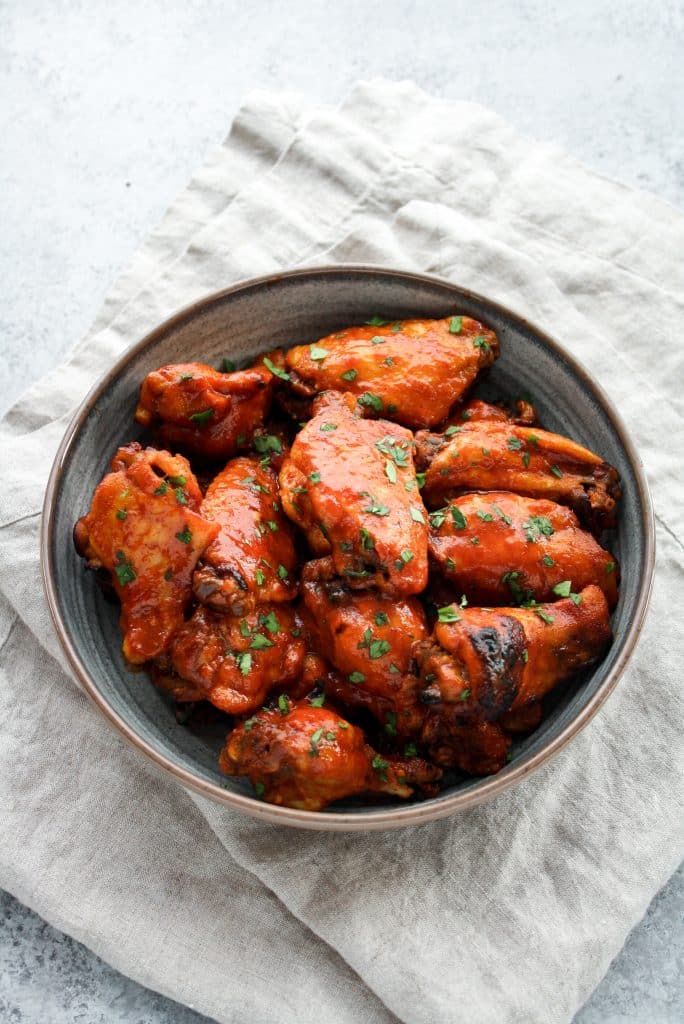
left=46, top=267, right=650, bottom=824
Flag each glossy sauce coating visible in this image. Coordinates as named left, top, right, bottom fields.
left=417, top=421, right=621, bottom=532
left=193, top=455, right=298, bottom=614
left=279, top=391, right=428, bottom=595
left=73, top=443, right=218, bottom=663
left=134, top=355, right=283, bottom=460
left=219, top=702, right=441, bottom=810
left=170, top=603, right=305, bottom=715
left=284, top=316, right=499, bottom=429
left=428, top=491, right=619, bottom=607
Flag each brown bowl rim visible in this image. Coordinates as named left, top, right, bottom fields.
left=40, top=264, right=656, bottom=831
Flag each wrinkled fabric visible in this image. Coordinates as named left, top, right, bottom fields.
left=0, top=80, right=682, bottom=1024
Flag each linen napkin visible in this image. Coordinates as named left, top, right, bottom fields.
left=1, top=79, right=683, bottom=1024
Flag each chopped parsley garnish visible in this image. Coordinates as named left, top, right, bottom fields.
left=255, top=569, right=265, bottom=586
left=404, top=742, right=418, bottom=757
left=383, top=356, right=394, bottom=367
left=409, top=506, right=425, bottom=524
left=459, top=689, right=471, bottom=702
left=375, top=436, right=410, bottom=467
left=236, top=651, right=252, bottom=675
left=320, top=422, right=337, bottom=432
left=437, top=604, right=461, bottom=623
left=363, top=497, right=390, bottom=516
left=507, top=436, right=523, bottom=451
left=309, top=727, right=325, bottom=756
left=471, top=536, right=480, bottom=545
left=444, top=425, right=462, bottom=437
left=448, top=316, right=462, bottom=334
left=552, top=580, right=572, bottom=597
left=371, top=755, right=389, bottom=781
left=399, top=549, right=413, bottom=564
left=491, top=503, right=512, bottom=525
left=476, top=510, right=494, bottom=522
left=542, top=554, right=555, bottom=566
left=523, top=515, right=555, bottom=543
left=360, top=527, right=375, bottom=550
left=501, top=570, right=527, bottom=605
left=167, top=475, right=186, bottom=486
left=445, top=557, right=455, bottom=571
left=277, top=694, right=289, bottom=714
left=254, top=433, right=282, bottom=454
left=384, top=712, right=397, bottom=736
left=309, top=345, right=329, bottom=361
left=339, top=541, right=352, bottom=552
left=239, top=619, right=251, bottom=638
left=266, top=520, right=278, bottom=532
left=259, top=611, right=280, bottom=634
left=348, top=671, right=365, bottom=684
left=154, top=482, right=168, bottom=496
left=357, top=391, right=384, bottom=413
left=244, top=716, right=258, bottom=732
left=383, top=459, right=396, bottom=484
left=522, top=649, right=529, bottom=663
left=550, top=464, right=563, bottom=479
left=221, top=358, right=236, bottom=373
left=175, top=527, right=192, bottom=544
left=341, top=368, right=358, bottom=382
left=180, top=373, right=194, bottom=381
left=522, top=452, right=531, bottom=468
left=416, top=472, right=426, bottom=488
left=451, top=506, right=467, bottom=530
left=606, top=561, right=616, bottom=573
left=250, top=633, right=274, bottom=650
left=277, top=564, right=289, bottom=580
left=254, top=781, right=265, bottom=798
left=163, top=568, right=173, bottom=582
left=527, top=434, right=540, bottom=446
left=263, top=356, right=290, bottom=381
left=175, top=487, right=188, bottom=506
left=473, top=335, right=490, bottom=352
left=370, top=335, right=386, bottom=345
left=116, top=509, right=127, bottom=521
left=534, top=608, right=554, bottom=625
left=309, top=693, right=325, bottom=708
left=369, top=639, right=391, bottom=660
left=189, top=409, right=215, bottom=425
left=114, top=551, right=136, bottom=587
left=365, top=316, right=390, bottom=326
left=309, top=471, right=321, bottom=483
left=375, top=611, right=389, bottom=626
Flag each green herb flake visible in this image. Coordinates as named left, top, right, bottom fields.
left=444, top=425, right=462, bottom=437
left=360, top=527, right=375, bottom=551
left=365, top=316, right=390, bottom=326
left=254, top=433, right=282, bottom=455
left=369, top=639, right=392, bottom=660
left=277, top=564, right=289, bottom=580
left=507, top=436, right=523, bottom=451
left=259, top=611, right=280, bottom=635
left=522, top=649, right=529, bottom=663
left=114, top=551, right=136, bottom=587
left=320, top=422, right=338, bottom=432
left=250, top=633, right=275, bottom=650
left=552, top=580, right=572, bottom=598
left=254, top=781, right=265, bottom=798
left=370, top=335, right=386, bottom=345
left=491, top=503, right=512, bottom=525
left=384, top=459, right=397, bottom=484
left=255, top=569, right=265, bottom=586
left=116, top=509, right=127, bottom=521
left=371, top=754, right=390, bottom=781
left=236, top=651, right=253, bottom=675
left=451, top=507, right=467, bottom=530
left=448, top=316, right=463, bottom=334
left=404, top=742, right=418, bottom=757
left=175, top=527, right=192, bottom=545
left=476, top=510, right=494, bottom=522
left=473, top=335, right=490, bottom=353
left=460, top=688, right=471, bottom=702
left=348, top=671, right=366, bottom=684
left=309, top=727, right=325, bottom=756
left=163, top=568, right=173, bottom=582
left=534, top=608, right=555, bottom=625
left=523, top=515, right=555, bottom=543
left=310, top=693, right=325, bottom=708
left=189, top=408, right=215, bottom=425
left=174, top=487, right=188, bottom=506
left=471, top=536, right=480, bottom=545
left=309, top=471, right=321, bottom=483
left=437, top=604, right=461, bottom=623
left=445, top=557, right=456, bottom=572
left=522, top=451, right=531, bottom=469
left=383, top=356, right=394, bottom=367
left=363, top=497, right=390, bottom=517
left=263, top=356, right=290, bottom=381
left=384, top=712, right=398, bottom=736
left=358, top=391, right=384, bottom=413
left=278, top=694, right=289, bottom=714
left=341, top=368, right=358, bottom=382
left=375, top=611, right=389, bottom=626
left=542, top=554, right=556, bottom=567
left=154, top=482, right=168, bottom=496
left=605, top=561, right=616, bottom=573
left=400, top=549, right=413, bottom=564
left=550, top=464, right=563, bottom=479
left=243, top=716, right=258, bottom=732
left=180, top=373, right=194, bottom=381
left=221, top=358, right=236, bottom=373
left=309, top=345, right=329, bottom=361
left=429, top=508, right=447, bottom=529
left=416, top=471, right=426, bottom=489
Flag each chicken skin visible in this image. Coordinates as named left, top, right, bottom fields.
left=444, top=397, right=537, bottom=428
left=192, top=456, right=298, bottom=614
left=279, top=391, right=428, bottom=595
left=417, top=421, right=621, bottom=533
left=169, top=603, right=305, bottom=715
left=134, top=354, right=285, bottom=460
left=73, top=443, right=219, bottom=663
left=283, top=316, right=499, bottom=429
left=219, top=702, right=441, bottom=810
left=415, top=585, right=612, bottom=721
left=428, top=491, right=619, bottom=608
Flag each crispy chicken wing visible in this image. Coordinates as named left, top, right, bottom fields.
left=283, top=316, right=499, bottom=429
left=169, top=603, right=305, bottom=715
left=134, top=353, right=285, bottom=460
left=73, top=443, right=219, bottom=663
left=219, top=701, right=441, bottom=810
left=279, top=391, right=428, bottom=595
left=417, top=421, right=621, bottom=532
left=428, top=491, right=619, bottom=608
left=192, top=456, right=298, bottom=614
left=415, top=585, right=612, bottom=721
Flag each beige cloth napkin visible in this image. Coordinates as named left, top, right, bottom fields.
left=1, top=80, right=683, bottom=1024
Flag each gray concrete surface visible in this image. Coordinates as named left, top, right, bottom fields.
left=1, top=1, right=682, bottom=1021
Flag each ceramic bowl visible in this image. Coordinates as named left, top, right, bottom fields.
left=41, top=266, right=655, bottom=830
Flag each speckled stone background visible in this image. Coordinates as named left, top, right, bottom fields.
left=1, top=1, right=683, bottom=1021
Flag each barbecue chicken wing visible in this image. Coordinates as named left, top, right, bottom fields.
left=279, top=391, right=428, bottom=595
left=415, top=585, right=611, bottom=721
left=417, top=422, right=621, bottom=532
left=192, top=456, right=298, bottom=614
left=134, top=353, right=285, bottom=460
left=219, top=702, right=441, bottom=810
left=169, top=603, right=305, bottom=715
left=428, top=491, right=619, bottom=608
left=283, top=316, right=499, bottom=429
left=73, top=443, right=219, bottom=663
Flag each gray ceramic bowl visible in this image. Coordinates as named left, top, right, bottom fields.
left=41, top=266, right=655, bottom=830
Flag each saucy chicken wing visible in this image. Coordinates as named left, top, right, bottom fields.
left=169, top=603, right=305, bottom=715
left=283, top=316, right=499, bottom=429
left=219, top=701, right=441, bottom=810
left=415, top=585, right=611, bottom=721
left=134, top=354, right=285, bottom=460
left=192, top=456, right=298, bottom=614
left=417, top=421, right=621, bottom=532
left=279, top=391, right=428, bottom=595
left=428, top=491, right=619, bottom=608
left=73, top=443, right=219, bottom=663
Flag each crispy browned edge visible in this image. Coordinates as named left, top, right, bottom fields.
left=40, top=265, right=656, bottom=832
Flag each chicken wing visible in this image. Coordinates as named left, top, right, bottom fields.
left=300, top=556, right=427, bottom=726
left=134, top=353, right=285, bottom=460
left=415, top=584, right=611, bottom=720
left=219, top=701, right=441, bottom=810
left=279, top=391, right=428, bottom=595
left=416, top=421, right=621, bottom=532
left=73, top=443, right=219, bottom=663
left=192, top=456, right=298, bottom=614
left=169, top=603, right=305, bottom=715
left=283, top=316, right=499, bottom=429
left=444, top=397, right=537, bottom=428
left=428, top=491, right=619, bottom=608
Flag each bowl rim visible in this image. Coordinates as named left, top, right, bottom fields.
left=40, top=264, right=656, bottom=831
